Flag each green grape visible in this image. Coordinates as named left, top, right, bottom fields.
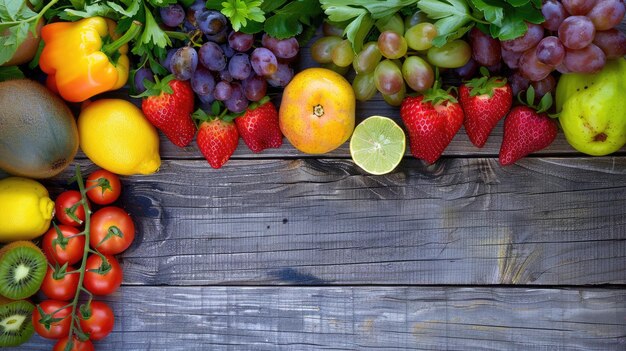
left=353, top=42, right=382, bottom=74
left=402, top=56, right=434, bottom=92
left=321, top=62, right=351, bottom=76
left=322, top=21, right=344, bottom=37
left=331, top=39, right=355, bottom=67
left=311, top=36, right=342, bottom=64
left=382, top=82, right=406, bottom=106
left=404, top=11, right=431, bottom=29
left=378, top=31, right=408, bottom=59
left=405, top=23, right=438, bottom=51
left=376, top=13, right=404, bottom=35
left=352, top=72, right=378, bottom=102
left=426, top=40, right=472, bottom=68
left=374, top=59, right=403, bottom=95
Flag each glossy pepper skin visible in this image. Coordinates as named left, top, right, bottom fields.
left=39, top=17, right=133, bottom=102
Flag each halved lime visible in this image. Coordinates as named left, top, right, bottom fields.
left=349, top=116, right=406, bottom=175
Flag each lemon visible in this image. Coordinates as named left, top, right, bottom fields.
left=349, top=116, right=406, bottom=175
left=78, top=99, right=161, bottom=175
left=0, top=177, right=54, bottom=242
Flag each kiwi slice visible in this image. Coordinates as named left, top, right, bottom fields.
left=0, top=241, right=47, bottom=300
left=0, top=297, right=35, bottom=347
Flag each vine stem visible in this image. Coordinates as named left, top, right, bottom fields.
left=65, top=165, right=94, bottom=348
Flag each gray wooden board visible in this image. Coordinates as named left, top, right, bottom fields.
left=43, top=157, right=626, bottom=286
left=18, top=286, right=626, bottom=350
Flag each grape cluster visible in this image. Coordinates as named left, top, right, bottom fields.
left=135, top=1, right=300, bottom=114
left=311, top=14, right=472, bottom=106
left=496, top=0, right=625, bottom=94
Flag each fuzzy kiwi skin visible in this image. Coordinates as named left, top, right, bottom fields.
left=0, top=79, right=79, bottom=179
left=0, top=241, right=47, bottom=300
left=0, top=296, right=35, bottom=347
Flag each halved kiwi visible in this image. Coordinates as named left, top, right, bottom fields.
left=0, top=297, right=35, bottom=347
left=0, top=241, right=47, bottom=299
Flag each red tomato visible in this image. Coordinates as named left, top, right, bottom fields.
left=83, top=254, right=123, bottom=296
left=41, top=225, right=85, bottom=265
left=55, top=190, right=89, bottom=227
left=40, top=266, right=79, bottom=301
left=33, top=300, right=72, bottom=339
left=86, top=169, right=122, bottom=205
left=89, top=206, right=135, bottom=255
left=79, top=301, right=115, bottom=340
left=53, top=336, right=95, bottom=351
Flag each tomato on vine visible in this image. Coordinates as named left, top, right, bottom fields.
left=83, top=254, right=123, bottom=296
left=40, top=266, right=79, bottom=301
left=41, top=224, right=85, bottom=265
left=55, top=190, right=89, bottom=227
left=89, top=206, right=135, bottom=255
left=53, top=336, right=95, bottom=351
left=32, top=300, right=72, bottom=339
left=86, top=169, right=122, bottom=205
left=79, top=301, right=115, bottom=340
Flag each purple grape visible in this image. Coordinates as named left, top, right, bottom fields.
left=250, top=47, right=278, bottom=76
left=228, top=53, right=252, bottom=80
left=501, top=22, right=544, bottom=52
left=228, top=31, right=254, bottom=52
left=267, top=63, right=294, bottom=87
left=160, top=4, right=185, bottom=27
left=501, top=47, right=522, bottom=69
left=221, top=43, right=235, bottom=58
left=224, top=82, right=248, bottom=113
left=206, top=29, right=228, bottom=44
left=508, top=71, right=530, bottom=97
left=197, top=92, right=215, bottom=110
left=191, top=66, right=216, bottom=95
left=196, top=10, right=227, bottom=36
left=469, top=27, right=501, bottom=66
left=161, top=48, right=177, bottom=73
left=219, top=69, right=233, bottom=82
left=214, top=81, right=233, bottom=101
left=133, top=67, right=154, bottom=94
left=272, top=37, right=300, bottom=59
left=535, top=36, right=565, bottom=66
left=198, top=42, right=226, bottom=71
left=453, top=57, right=478, bottom=79
left=185, top=0, right=205, bottom=28
left=171, top=47, right=198, bottom=81
left=242, top=74, right=267, bottom=102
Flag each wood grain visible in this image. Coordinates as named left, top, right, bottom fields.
left=22, top=286, right=626, bottom=350
left=45, top=157, right=626, bottom=286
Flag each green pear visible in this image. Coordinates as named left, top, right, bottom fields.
left=557, top=58, right=626, bottom=156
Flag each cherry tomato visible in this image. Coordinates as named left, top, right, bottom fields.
left=86, top=169, right=122, bottom=205
left=55, top=190, right=89, bottom=227
left=40, top=266, right=79, bottom=301
left=33, top=300, right=72, bottom=339
left=41, top=225, right=85, bottom=265
left=53, top=336, right=95, bottom=351
left=79, top=301, right=114, bottom=340
left=89, top=206, right=135, bottom=255
left=84, top=254, right=123, bottom=296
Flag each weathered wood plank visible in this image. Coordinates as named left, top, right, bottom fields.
left=21, top=286, right=626, bottom=350
left=45, top=158, right=626, bottom=286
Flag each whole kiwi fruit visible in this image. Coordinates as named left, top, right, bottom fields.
left=0, top=241, right=47, bottom=300
left=0, top=296, right=35, bottom=347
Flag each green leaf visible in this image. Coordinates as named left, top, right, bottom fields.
left=344, top=12, right=374, bottom=53
left=106, top=0, right=140, bottom=17
left=0, top=66, right=24, bottom=82
left=0, top=21, right=29, bottom=65
left=147, top=0, right=177, bottom=7
left=61, top=3, right=119, bottom=20
left=139, top=5, right=171, bottom=49
left=240, top=20, right=263, bottom=34
left=265, top=13, right=301, bottom=39
left=470, top=0, right=503, bottom=26
left=261, top=0, right=288, bottom=13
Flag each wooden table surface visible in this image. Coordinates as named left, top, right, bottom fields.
left=16, top=25, right=626, bottom=350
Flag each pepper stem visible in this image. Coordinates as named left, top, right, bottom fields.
left=102, top=20, right=143, bottom=58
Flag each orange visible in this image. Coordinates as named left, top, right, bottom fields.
left=279, top=68, right=356, bottom=154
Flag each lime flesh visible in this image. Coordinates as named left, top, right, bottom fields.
left=349, top=116, right=406, bottom=175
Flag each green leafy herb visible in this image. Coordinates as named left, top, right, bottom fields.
left=208, top=0, right=322, bottom=39
left=417, top=0, right=544, bottom=47
left=0, top=66, right=24, bottom=81
left=320, top=0, right=419, bottom=52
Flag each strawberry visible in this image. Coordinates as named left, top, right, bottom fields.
left=235, top=97, right=283, bottom=153
left=459, top=68, right=512, bottom=148
left=139, top=75, right=196, bottom=148
left=400, top=81, right=464, bottom=164
left=194, top=109, right=239, bottom=169
left=499, top=87, right=558, bottom=166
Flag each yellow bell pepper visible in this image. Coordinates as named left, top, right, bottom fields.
left=39, top=17, right=141, bottom=102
